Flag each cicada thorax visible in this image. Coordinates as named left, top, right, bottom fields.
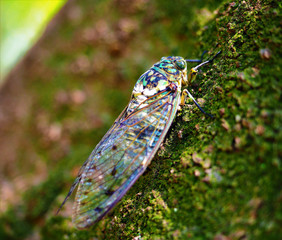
left=126, top=56, right=187, bottom=117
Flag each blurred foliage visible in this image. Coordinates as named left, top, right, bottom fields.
left=0, top=0, right=66, bottom=81
left=0, top=0, right=281, bottom=239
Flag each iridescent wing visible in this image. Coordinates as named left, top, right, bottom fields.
left=59, top=56, right=188, bottom=229
left=74, top=89, right=180, bottom=228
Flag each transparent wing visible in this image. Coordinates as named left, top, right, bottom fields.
left=72, top=88, right=180, bottom=228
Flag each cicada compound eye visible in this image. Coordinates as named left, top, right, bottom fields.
left=175, top=59, right=186, bottom=70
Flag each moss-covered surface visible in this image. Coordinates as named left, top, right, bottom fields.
left=0, top=0, right=281, bottom=239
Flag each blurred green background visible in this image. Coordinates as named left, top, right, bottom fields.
left=0, top=0, right=66, bottom=81
left=0, top=0, right=281, bottom=239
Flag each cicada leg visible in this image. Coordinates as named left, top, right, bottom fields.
left=186, top=51, right=221, bottom=86
left=181, top=89, right=213, bottom=118
left=185, top=50, right=208, bottom=63
left=181, top=51, right=221, bottom=117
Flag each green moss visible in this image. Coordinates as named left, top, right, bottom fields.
left=0, top=0, right=281, bottom=239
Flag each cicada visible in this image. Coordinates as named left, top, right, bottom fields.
left=58, top=52, right=221, bottom=229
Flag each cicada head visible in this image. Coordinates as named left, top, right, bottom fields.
left=158, top=56, right=188, bottom=88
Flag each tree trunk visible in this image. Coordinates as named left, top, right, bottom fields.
left=0, top=0, right=280, bottom=239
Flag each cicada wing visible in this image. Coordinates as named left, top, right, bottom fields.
left=56, top=106, right=130, bottom=214
left=72, top=89, right=181, bottom=229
